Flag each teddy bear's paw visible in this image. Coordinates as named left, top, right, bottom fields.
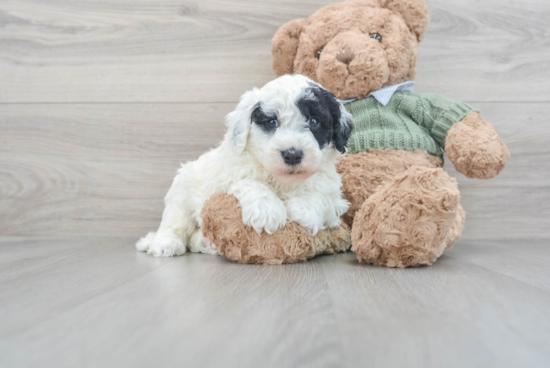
left=351, top=166, right=463, bottom=268
left=147, top=231, right=186, bottom=257
left=444, top=203, right=466, bottom=250
left=446, top=112, right=510, bottom=180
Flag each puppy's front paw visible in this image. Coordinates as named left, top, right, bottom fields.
left=285, top=198, right=326, bottom=236
left=149, top=232, right=186, bottom=257
left=240, top=195, right=287, bottom=235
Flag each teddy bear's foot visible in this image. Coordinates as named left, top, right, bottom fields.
left=337, top=150, right=443, bottom=226
left=351, top=166, right=465, bottom=268
left=201, top=192, right=351, bottom=265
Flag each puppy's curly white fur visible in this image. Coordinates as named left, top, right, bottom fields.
left=136, top=75, right=354, bottom=257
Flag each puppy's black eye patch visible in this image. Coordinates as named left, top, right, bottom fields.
left=296, top=86, right=337, bottom=149
left=297, top=82, right=351, bottom=153
left=251, top=103, right=278, bottom=133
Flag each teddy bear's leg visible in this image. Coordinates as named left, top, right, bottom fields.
left=312, top=223, right=351, bottom=256
left=337, top=150, right=443, bottom=226
left=200, top=192, right=350, bottom=264
left=445, top=203, right=466, bottom=250
left=351, top=166, right=464, bottom=268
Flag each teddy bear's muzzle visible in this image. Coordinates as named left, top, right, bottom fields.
left=317, top=31, right=390, bottom=100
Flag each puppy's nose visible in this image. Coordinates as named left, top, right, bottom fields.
left=336, top=48, right=354, bottom=65
left=281, top=149, right=303, bottom=166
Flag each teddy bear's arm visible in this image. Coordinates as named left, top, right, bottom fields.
left=414, top=93, right=478, bottom=148
left=445, top=112, right=510, bottom=179
left=415, top=94, right=510, bottom=179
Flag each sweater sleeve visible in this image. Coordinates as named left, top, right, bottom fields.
left=412, top=93, right=478, bottom=149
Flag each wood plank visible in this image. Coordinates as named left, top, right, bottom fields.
left=319, top=242, right=550, bottom=368
left=1, top=101, right=548, bottom=239
left=0, top=237, right=174, bottom=338
left=0, top=237, right=342, bottom=368
left=448, top=240, right=550, bottom=293
left=0, top=0, right=549, bottom=103
left=1, top=237, right=549, bottom=368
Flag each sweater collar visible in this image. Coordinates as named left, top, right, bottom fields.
left=340, top=81, right=415, bottom=106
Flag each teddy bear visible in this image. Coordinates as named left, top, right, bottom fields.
left=270, top=0, right=510, bottom=267
left=201, top=0, right=509, bottom=267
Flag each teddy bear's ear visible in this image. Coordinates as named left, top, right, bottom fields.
left=272, top=19, right=306, bottom=76
left=375, top=0, right=430, bottom=42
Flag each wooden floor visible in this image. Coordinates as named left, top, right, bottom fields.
left=1, top=237, right=550, bottom=368
left=1, top=0, right=550, bottom=367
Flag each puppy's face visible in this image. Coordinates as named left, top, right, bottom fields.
left=225, top=74, right=354, bottom=183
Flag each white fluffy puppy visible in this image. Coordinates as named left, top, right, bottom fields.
left=136, top=74, right=354, bottom=257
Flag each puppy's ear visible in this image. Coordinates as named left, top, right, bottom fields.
left=272, top=19, right=306, bottom=76
left=333, top=104, right=354, bottom=154
left=308, top=83, right=355, bottom=154
left=225, top=89, right=259, bottom=154
left=375, top=0, right=429, bottom=42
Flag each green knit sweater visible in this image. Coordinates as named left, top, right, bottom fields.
left=345, top=91, right=478, bottom=158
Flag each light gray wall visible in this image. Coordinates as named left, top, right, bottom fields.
left=0, top=0, right=548, bottom=239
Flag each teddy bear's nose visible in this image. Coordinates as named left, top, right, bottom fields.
left=336, top=48, right=355, bottom=65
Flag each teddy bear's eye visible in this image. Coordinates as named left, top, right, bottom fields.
left=317, top=50, right=323, bottom=59
left=370, top=33, right=382, bottom=42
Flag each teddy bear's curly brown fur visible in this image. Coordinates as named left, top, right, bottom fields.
left=201, top=192, right=351, bottom=264
left=200, top=0, right=510, bottom=267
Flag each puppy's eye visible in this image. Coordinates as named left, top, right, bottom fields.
left=309, top=119, right=320, bottom=128
left=266, top=119, right=279, bottom=130
left=317, top=50, right=323, bottom=59
left=370, top=33, right=382, bottom=42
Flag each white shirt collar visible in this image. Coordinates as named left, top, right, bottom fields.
left=340, top=81, right=415, bottom=106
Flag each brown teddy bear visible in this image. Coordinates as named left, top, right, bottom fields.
left=202, top=0, right=510, bottom=267
left=271, top=0, right=510, bottom=267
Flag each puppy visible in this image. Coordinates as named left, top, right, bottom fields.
left=136, top=74, right=354, bottom=257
